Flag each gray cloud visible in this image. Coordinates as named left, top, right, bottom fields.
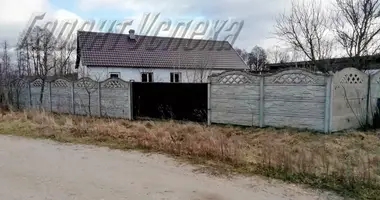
left=194, top=0, right=290, bottom=49
left=0, top=0, right=292, bottom=52
left=78, top=0, right=292, bottom=49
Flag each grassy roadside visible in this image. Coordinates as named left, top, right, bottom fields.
left=0, top=110, right=379, bottom=199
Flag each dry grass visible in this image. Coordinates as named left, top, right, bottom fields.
left=0, top=110, right=379, bottom=199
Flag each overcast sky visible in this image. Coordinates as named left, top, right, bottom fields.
left=0, top=0, right=295, bottom=50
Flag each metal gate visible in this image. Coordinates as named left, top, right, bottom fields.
left=132, top=83, right=208, bottom=122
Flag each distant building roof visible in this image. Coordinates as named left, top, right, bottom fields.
left=267, top=55, right=380, bottom=72
left=24, top=73, right=78, bottom=82
left=76, top=31, right=248, bottom=70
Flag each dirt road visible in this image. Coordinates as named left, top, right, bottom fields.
left=0, top=135, right=340, bottom=200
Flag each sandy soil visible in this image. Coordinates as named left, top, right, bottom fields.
left=0, top=135, right=341, bottom=200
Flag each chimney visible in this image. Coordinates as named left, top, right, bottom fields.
left=129, top=29, right=136, bottom=40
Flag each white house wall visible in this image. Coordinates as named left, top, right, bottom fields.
left=82, top=66, right=224, bottom=83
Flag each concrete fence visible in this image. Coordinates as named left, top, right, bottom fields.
left=11, top=68, right=380, bottom=133
left=209, top=68, right=380, bottom=132
left=14, top=77, right=132, bottom=119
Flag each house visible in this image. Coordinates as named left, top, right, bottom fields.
left=76, top=30, right=248, bottom=82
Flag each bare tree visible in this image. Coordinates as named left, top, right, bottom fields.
left=54, top=36, right=76, bottom=76
left=266, top=46, right=291, bottom=64
left=179, top=52, right=214, bottom=83
left=235, top=48, right=249, bottom=64
left=0, top=41, right=12, bottom=106
left=16, top=31, right=33, bottom=77
left=1, top=41, right=11, bottom=73
left=333, top=0, right=380, bottom=69
left=16, top=49, right=25, bottom=77
left=77, top=67, right=100, bottom=116
left=0, top=41, right=27, bottom=109
left=26, top=28, right=58, bottom=107
left=248, top=46, right=268, bottom=71
left=275, top=0, right=333, bottom=73
left=17, top=27, right=76, bottom=108
left=193, top=54, right=214, bottom=83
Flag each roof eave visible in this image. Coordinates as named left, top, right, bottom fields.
left=85, top=65, right=247, bottom=71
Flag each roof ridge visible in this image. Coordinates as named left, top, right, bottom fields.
left=77, top=30, right=229, bottom=44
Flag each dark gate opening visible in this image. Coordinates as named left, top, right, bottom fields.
left=374, top=98, right=380, bottom=128
left=132, top=83, right=208, bottom=122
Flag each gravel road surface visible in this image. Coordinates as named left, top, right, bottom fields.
left=0, top=135, right=340, bottom=200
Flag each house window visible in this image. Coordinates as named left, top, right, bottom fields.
left=170, top=72, right=181, bottom=83
left=109, top=73, right=120, bottom=78
left=141, top=72, right=153, bottom=82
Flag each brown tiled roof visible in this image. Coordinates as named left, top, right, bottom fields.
left=77, top=31, right=248, bottom=70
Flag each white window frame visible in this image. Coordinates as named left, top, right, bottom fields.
left=141, top=72, right=154, bottom=82
left=109, top=72, right=121, bottom=78
left=170, top=72, right=182, bottom=83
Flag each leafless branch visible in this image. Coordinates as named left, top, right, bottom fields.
left=333, top=0, right=380, bottom=69
left=275, top=0, right=333, bottom=73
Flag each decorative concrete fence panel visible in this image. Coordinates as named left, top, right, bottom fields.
left=209, top=68, right=377, bottom=132
left=332, top=68, right=369, bottom=131
left=51, top=78, right=73, bottom=114
left=209, top=69, right=331, bottom=132
left=12, top=77, right=133, bottom=120
left=12, top=78, right=132, bottom=119
left=11, top=80, right=30, bottom=109
left=19, top=81, right=30, bottom=108
left=100, top=78, right=131, bottom=118
left=74, top=78, right=100, bottom=116
left=263, top=69, right=329, bottom=131
left=8, top=80, right=29, bottom=109
left=30, top=79, right=50, bottom=111
left=370, top=71, right=380, bottom=124
left=209, top=71, right=261, bottom=126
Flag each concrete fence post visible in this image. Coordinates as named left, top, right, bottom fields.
left=129, top=81, right=133, bottom=120
left=49, top=82, right=52, bottom=112
left=324, top=76, right=333, bottom=133
left=207, top=80, right=211, bottom=126
left=98, top=82, right=102, bottom=116
left=28, top=81, right=32, bottom=108
left=366, top=75, right=371, bottom=126
left=16, top=86, right=20, bottom=109
left=259, top=76, right=265, bottom=127
left=71, top=81, right=75, bottom=114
